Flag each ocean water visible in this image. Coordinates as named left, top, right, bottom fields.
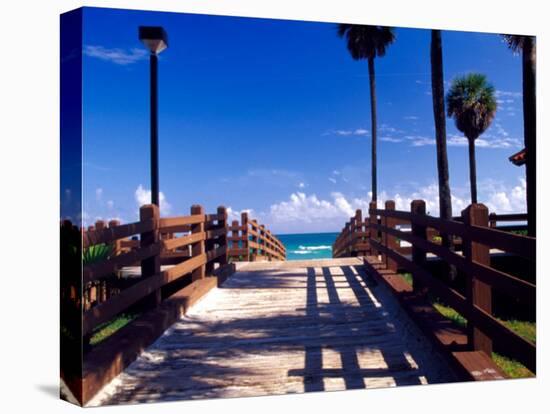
left=277, top=232, right=338, bottom=261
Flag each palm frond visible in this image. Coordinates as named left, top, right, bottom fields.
left=446, top=73, right=497, bottom=140
left=337, top=24, right=395, bottom=60
left=501, top=34, right=530, bottom=53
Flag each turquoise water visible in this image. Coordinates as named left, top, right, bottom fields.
left=277, top=232, right=338, bottom=261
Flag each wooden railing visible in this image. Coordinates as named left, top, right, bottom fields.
left=80, top=204, right=228, bottom=342
left=228, top=212, right=286, bottom=262
left=349, top=200, right=535, bottom=373
left=332, top=206, right=372, bottom=258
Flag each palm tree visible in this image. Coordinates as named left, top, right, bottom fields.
left=502, top=35, right=536, bottom=237
left=337, top=24, right=395, bottom=202
left=446, top=74, right=497, bottom=204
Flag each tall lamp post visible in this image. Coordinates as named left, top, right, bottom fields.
left=139, top=26, right=168, bottom=207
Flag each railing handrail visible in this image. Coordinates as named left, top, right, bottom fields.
left=369, top=207, right=534, bottom=261
left=78, top=204, right=229, bottom=338
left=333, top=200, right=535, bottom=374
left=227, top=212, right=286, bottom=262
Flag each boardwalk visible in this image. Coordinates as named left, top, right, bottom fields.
left=89, top=258, right=456, bottom=406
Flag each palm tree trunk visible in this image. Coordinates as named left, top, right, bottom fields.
left=468, top=138, right=478, bottom=204
left=430, top=30, right=453, bottom=221
left=430, top=29, right=456, bottom=280
left=368, top=55, right=377, bottom=202
left=523, top=37, right=536, bottom=237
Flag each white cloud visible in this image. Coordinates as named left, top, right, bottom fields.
left=485, top=178, right=526, bottom=213
left=269, top=192, right=351, bottom=225
left=380, top=124, right=404, bottom=134
left=134, top=185, right=172, bottom=215
left=226, top=207, right=255, bottom=223
left=84, top=45, right=148, bottom=65
left=380, top=136, right=403, bottom=143
left=495, top=90, right=522, bottom=99
left=95, top=188, right=103, bottom=201
left=407, top=133, right=521, bottom=149
left=325, top=128, right=369, bottom=137
left=298, top=182, right=306, bottom=188
left=265, top=177, right=526, bottom=233
left=332, top=170, right=341, bottom=175
left=404, top=115, right=419, bottom=121
left=406, top=135, right=436, bottom=147
left=328, top=177, right=337, bottom=184
left=106, top=200, right=114, bottom=209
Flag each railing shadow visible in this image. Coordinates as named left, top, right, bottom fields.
left=97, top=263, right=454, bottom=405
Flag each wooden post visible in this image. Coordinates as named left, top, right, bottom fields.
left=411, top=200, right=427, bottom=294
left=369, top=201, right=378, bottom=258
left=191, top=205, right=206, bottom=281
left=231, top=220, right=239, bottom=261
left=205, top=212, right=215, bottom=276
left=217, top=206, right=228, bottom=268
left=108, top=219, right=121, bottom=256
left=488, top=212, right=497, bottom=229
left=260, top=224, right=267, bottom=260
left=462, top=203, right=492, bottom=356
left=250, top=220, right=259, bottom=260
left=343, top=222, right=350, bottom=256
left=354, top=209, right=363, bottom=257
left=241, top=212, right=250, bottom=261
left=385, top=200, right=398, bottom=271
left=140, top=204, right=161, bottom=307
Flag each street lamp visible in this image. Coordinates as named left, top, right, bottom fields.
left=139, top=26, right=168, bottom=207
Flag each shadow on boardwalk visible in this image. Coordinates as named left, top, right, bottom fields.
left=90, top=259, right=457, bottom=406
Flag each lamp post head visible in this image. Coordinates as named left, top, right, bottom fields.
left=139, top=26, right=168, bottom=54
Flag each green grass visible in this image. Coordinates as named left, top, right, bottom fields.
left=430, top=301, right=534, bottom=378
left=401, top=272, right=413, bottom=286
left=89, top=312, right=139, bottom=346
left=432, top=302, right=467, bottom=327
left=397, top=272, right=535, bottom=378
left=500, top=319, right=536, bottom=344
left=492, top=353, right=534, bottom=378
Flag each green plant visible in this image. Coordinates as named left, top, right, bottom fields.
left=83, top=243, right=112, bottom=265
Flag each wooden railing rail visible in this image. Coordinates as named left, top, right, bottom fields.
left=80, top=204, right=228, bottom=339
left=228, top=212, right=286, bottom=262
left=365, top=200, right=535, bottom=373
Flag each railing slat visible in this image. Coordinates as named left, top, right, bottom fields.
left=369, top=222, right=535, bottom=304
left=83, top=242, right=162, bottom=284
left=369, top=238, right=535, bottom=372
left=83, top=219, right=155, bottom=248
left=162, top=232, right=205, bottom=251
left=370, top=208, right=535, bottom=260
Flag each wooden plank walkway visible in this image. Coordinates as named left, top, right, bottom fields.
left=89, top=258, right=457, bottom=406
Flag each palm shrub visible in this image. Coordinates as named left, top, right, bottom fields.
left=83, top=243, right=112, bottom=265
left=446, top=73, right=497, bottom=203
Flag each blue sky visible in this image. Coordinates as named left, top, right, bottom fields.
left=77, top=7, right=527, bottom=233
